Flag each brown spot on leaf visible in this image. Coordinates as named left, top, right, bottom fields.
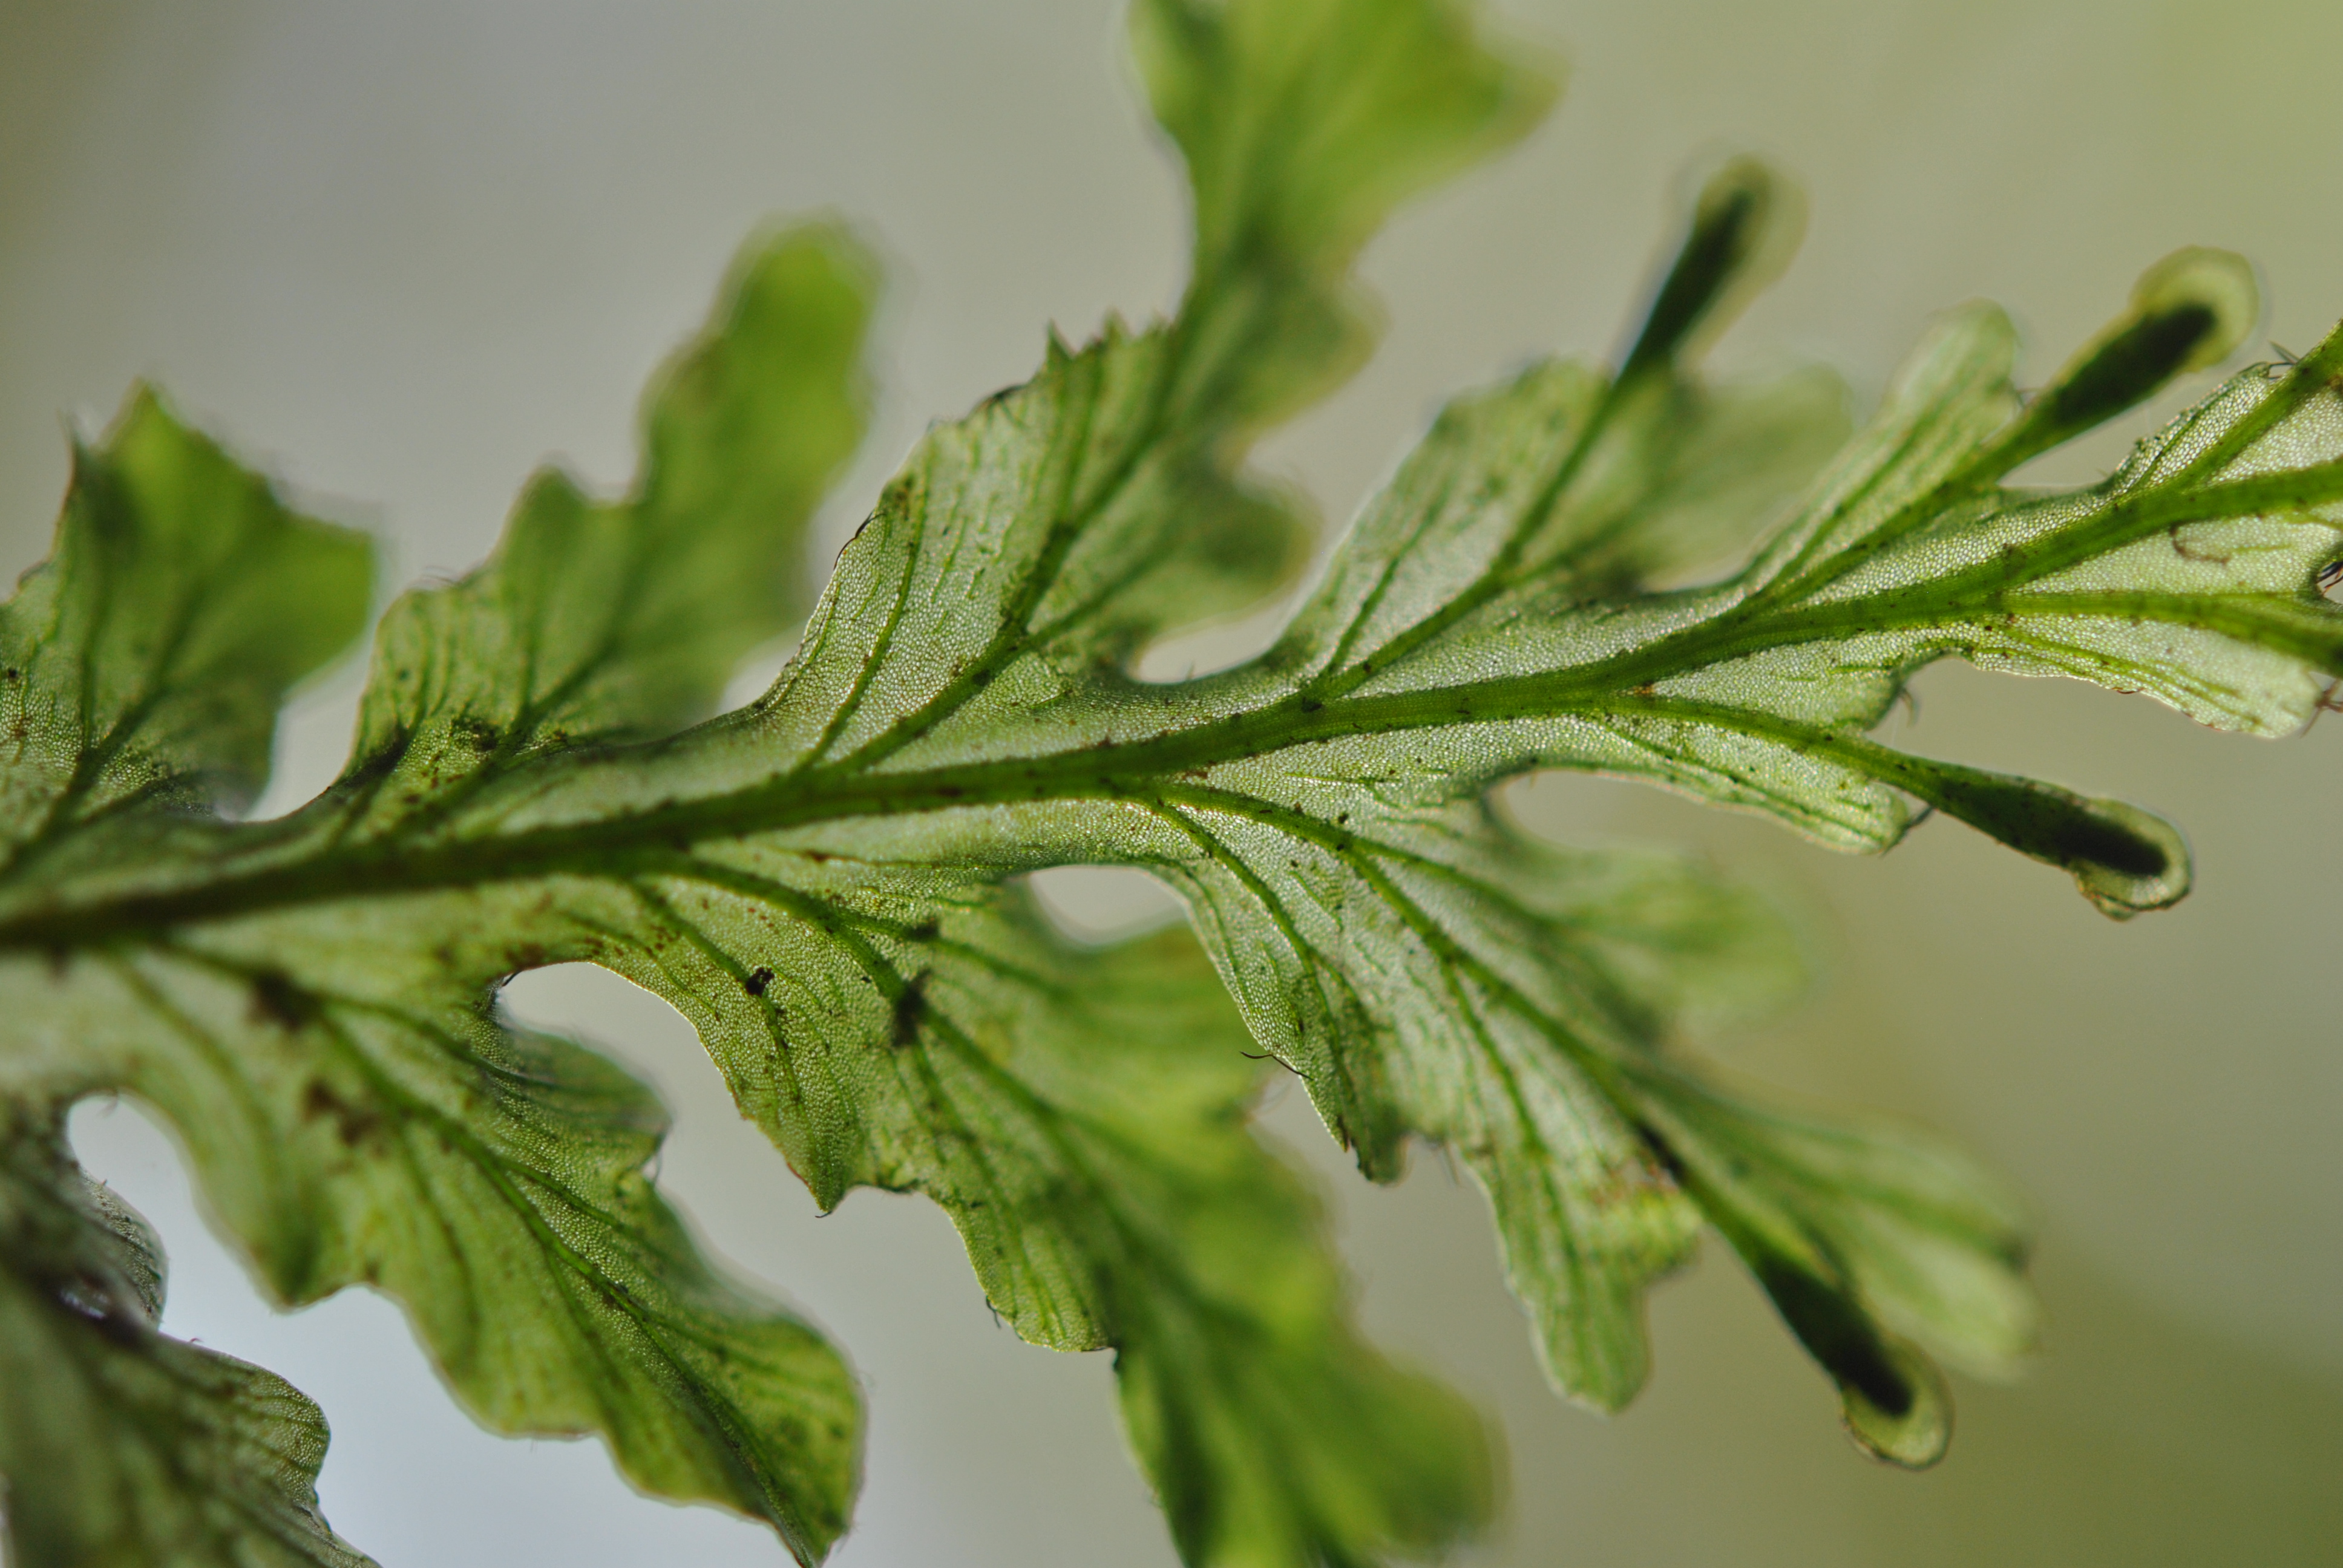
left=2168, top=523, right=2234, bottom=566
left=300, top=1079, right=381, bottom=1147
left=249, top=970, right=318, bottom=1030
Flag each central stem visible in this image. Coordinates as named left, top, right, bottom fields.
left=5, top=449, right=2330, bottom=952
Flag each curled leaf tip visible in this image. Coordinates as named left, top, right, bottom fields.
left=2002, top=246, right=2261, bottom=470
left=1890, top=759, right=2192, bottom=918
left=1624, top=154, right=1804, bottom=376
left=2131, top=246, right=2260, bottom=374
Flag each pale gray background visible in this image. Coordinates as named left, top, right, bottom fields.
left=5, top=1, right=2339, bottom=1563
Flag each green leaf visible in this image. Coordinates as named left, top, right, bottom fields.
left=1626, top=1064, right=2036, bottom=1465
left=1133, top=0, right=1556, bottom=423
left=0, top=1110, right=371, bottom=1567
left=0, top=939, right=863, bottom=1558
left=0, top=234, right=878, bottom=1563
left=0, top=388, right=372, bottom=854
left=619, top=898, right=1498, bottom=1566
left=7, top=0, right=2343, bottom=1559
left=346, top=224, right=875, bottom=832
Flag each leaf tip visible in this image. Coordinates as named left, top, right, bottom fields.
left=1748, top=1255, right=1951, bottom=1467
left=2130, top=246, right=2261, bottom=375
left=1835, top=1343, right=1953, bottom=1469
left=2006, top=246, right=2262, bottom=468
left=1900, top=761, right=2192, bottom=917
left=1623, top=154, right=1804, bottom=376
